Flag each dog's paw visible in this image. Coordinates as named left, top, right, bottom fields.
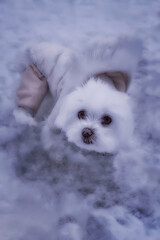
left=13, top=108, right=37, bottom=126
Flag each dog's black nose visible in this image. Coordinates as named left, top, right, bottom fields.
left=82, top=127, right=94, bottom=138
left=82, top=128, right=94, bottom=140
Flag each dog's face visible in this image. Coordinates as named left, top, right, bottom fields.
left=55, top=79, right=133, bottom=154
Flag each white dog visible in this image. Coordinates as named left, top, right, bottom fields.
left=15, top=37, right=142, bottom=240
left=16, top=37, right=142, bottom=154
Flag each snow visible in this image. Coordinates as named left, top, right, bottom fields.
left=0, top=0, right=160, bottom=239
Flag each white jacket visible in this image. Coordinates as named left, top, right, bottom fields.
left=17, top=37, right=142, bottom=118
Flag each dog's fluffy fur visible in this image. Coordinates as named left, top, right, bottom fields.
left=55, top=78, right=133, bottom=153
left=16, top=38, right=142, bottom=239
left=17, top=37, right=142, bottom=154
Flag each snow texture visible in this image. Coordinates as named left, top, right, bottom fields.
left=0, top=0, right=160, bottom=239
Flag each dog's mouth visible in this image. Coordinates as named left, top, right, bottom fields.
left=82, top=138, right=94, bottom=145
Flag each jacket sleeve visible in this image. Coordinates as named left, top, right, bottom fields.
left=17, top=64, right=48, bottom=114
left=16, top=42, right=75, bottom=114
left=16, top=42, right=74, bottom=114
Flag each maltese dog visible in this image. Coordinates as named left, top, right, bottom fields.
left=54, top=76, right=133, bottom=154
left=16, top=37, right=142, bottom=154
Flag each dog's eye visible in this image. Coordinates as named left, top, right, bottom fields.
left=101, top=115, right=112, bottom=126
left=78, top=110, right=87, bottom=119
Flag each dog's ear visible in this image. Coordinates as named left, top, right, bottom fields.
left=105, top=71, right=130, bottom=92
left=95, top=71, right=130, bottom=92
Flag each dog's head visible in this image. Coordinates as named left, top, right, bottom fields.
left=54, top=78, right=133, bottom=154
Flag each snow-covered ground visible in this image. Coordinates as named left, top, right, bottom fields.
left=0, top=0, right=160, bottom=239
